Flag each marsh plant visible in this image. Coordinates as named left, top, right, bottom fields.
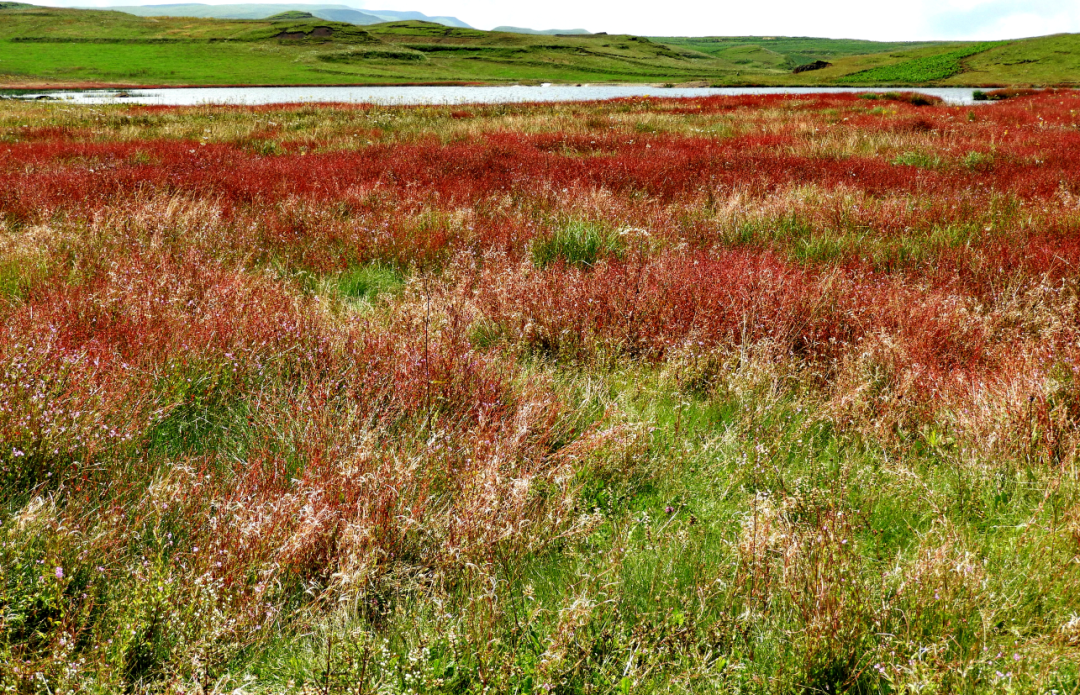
left=1, top=91, right=1080, bottom=693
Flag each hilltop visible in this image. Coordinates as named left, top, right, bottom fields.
left=103, top=3, right=473, bottom=27
left=0, top=4, right=1077, bottom=87
left=493, top=27, right=592, bottom=36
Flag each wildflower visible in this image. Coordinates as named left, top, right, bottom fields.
left=55, top=566, right=64, bottom=580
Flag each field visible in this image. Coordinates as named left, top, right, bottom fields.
left=4, top=90, right=1080, bottom=693
left=2, top=4, right=1080, bottom=88
left=837, top=43, right=1000, bottom=84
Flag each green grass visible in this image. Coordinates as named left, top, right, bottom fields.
left=891, top=150, right=945, bottom=169
left=334, top=263, right=405, bottom=304
left=231, top=363, right=1080, bottom=692
left=531, top=220, right=625, bottom=269
left=952, top=33, right=1080, bottom=86
left=839, top=42, right=999, bottom=84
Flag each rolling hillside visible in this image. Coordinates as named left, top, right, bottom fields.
left=0, top=3, right=1077, bottom=87
left=493, top=27, right=592, bottom=36
left=0, top=5, right=764, bottom=86
left=105, top=3, right=473, bottom=27
left=743, top=36, right=1080, bottom=86
left=653, top=36, right=955, bottom=69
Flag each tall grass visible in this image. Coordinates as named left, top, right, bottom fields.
left=2, top=90, right=1080, bottom=693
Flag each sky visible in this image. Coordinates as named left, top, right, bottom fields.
left=38, top=0, right=1080, bottom=40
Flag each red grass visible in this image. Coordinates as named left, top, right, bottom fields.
left=4, top=91, right=1080, bottom=433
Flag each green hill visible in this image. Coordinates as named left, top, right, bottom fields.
left=652, top=36, right=955, bottom=68
left=0, top=4, right=1077, bottom=87
left=493, top=27, right=592, bottom=36
left=314, top=8, right=384, bottom=24
left=104, top=3, right=385, bottom=24
left=266, top=10, right=316, bottom=20
left=0, top=6, right=766, bottom=86
left=362, top=9, right=471, bottom=28
left=104, top=3, right=471, bottom=28
left=948, top=33, right=1080, bottom=85
left=740, top=35, right=1080, bottom=87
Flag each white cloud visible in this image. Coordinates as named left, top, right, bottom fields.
left=918, top=0, right=1080, bottom=39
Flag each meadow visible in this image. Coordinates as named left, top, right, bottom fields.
left=3, top=90, right=1080, bottom=693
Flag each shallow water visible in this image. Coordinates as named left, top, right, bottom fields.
left=23, top=85, right=988, bottom=106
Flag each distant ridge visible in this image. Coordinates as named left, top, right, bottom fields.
left=366, top=9, right=471, bottom=28
left=100, top=3, right=472, bottom=28
left=266, top=9, right=314, bottom=19
left=493, top=26, right=590, bottom=36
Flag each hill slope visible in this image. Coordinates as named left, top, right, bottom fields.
left=493, top=27, right=591, bottom=36
left=363, top=9, right=471, bottom=28
left=103, top=3, right=471, bottom=27
left=652, top=36, right=955, bottom=68
left=0, top=4, right=1077, bottom=87
left=0, top=7, right=767, bottom=86
left=734, top=34, right=1080, bottom=87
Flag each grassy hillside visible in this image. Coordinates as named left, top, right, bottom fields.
left=652, top=35, right=955, bottom=69
left=0, top=6, right=761, bottom=87
left=837, top=42, right=1000, bottom=84
left=0, top=4, right=1078, bottom=87
left=725, top=35, right=1080, bottom=87
left=359, top=9, right=472, bottom=28
left=947, top=34, right=1080, bottom=86
left=108, top=2, right=383, bottom=23
left=106, top=3, right=473, bottom=28
left=493, top=27, right=592, bottom=36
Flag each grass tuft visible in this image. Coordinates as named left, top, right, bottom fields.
left=334, top=262, right=404, bottom=304
left=531, top=220, right=625, bottom=269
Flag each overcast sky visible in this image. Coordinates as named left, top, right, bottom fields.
left=40, top=0, right=1080, bottom=40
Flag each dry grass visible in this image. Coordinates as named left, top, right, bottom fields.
left=2, top=90, right=1080, bottom=693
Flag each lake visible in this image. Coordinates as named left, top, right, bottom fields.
left=22, top=85, right=988, bottom=106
